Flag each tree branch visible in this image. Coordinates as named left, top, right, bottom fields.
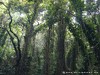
left=0, top=2, right=21, bottom=66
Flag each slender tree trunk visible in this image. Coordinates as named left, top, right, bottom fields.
left=15, top=23, right=34, bottom=75
left=43, top=27, right=51, bottom=75
left=55, top=16, right=69, bottom=75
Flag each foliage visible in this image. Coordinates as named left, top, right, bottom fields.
left=0, top=0, right=100, bottom=75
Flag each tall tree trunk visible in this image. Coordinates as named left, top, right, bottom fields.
left=43, top=27, right=51, bottom=75
left=55, top=16, right=68, bottom=75
left=15, top=33, right=33, bottom=75
left=15, top=1, right=40, bottom=75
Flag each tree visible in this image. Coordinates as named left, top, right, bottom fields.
left=0, top=0, right=100, bottom=75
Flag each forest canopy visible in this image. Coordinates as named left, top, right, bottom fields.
left=0, top=0, right=100, bottom=75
